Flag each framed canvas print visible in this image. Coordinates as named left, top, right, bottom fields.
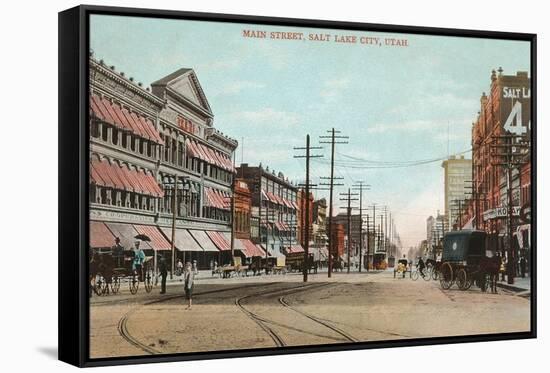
left=58, top=5, right=536, bottom=367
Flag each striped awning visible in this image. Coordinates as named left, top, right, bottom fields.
left=90, top=158, right=164, bottom=197
left=133, top=225, right=171, bottom=251
left=90, top=93, right=163, bottom=144
left=188, top=230, right=219, bottom=252
left=159, top=227, right=203, bottom=252
left=104, top=222, right=154, bottom=251
left=204, top=187, right=230, bottom=210
left=238, top=239, right=266, bottom=258
left=206, top=231, right=231, bottom=251
left=90, top=221, right=117, bottom=248
left=185, top=138, right=234, bottom=172
left=290, top=244, right=304, bottom=254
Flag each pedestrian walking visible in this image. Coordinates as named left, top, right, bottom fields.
left=520, top=256, right=526, bottom=278
left=184, top=262, right=195, bottom=310
left=159, top=255, right=168, bottom=294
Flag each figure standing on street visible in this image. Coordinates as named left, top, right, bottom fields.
left=133, top=241, right=145, bottom=281
left=159, top=255, right=168, bottom=294
left=520, top=256, right=526, bottom=278
left=176, top=259, right=184, bottom=279
left=184, top=262, right=195, bottom=310
left=111, top=237, right=124, bottom=268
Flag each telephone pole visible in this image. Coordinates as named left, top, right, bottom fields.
left=294, top=134, right=323, bottom=282
left=491, top=133, right=530, bottom=285
left=340, top=188, right=358, bottom=273
left=320, top=128, right=348, bottom=278
left=352, top=181, right=370, bottom=272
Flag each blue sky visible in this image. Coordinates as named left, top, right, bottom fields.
left=90, top=15, right=530, bottom=247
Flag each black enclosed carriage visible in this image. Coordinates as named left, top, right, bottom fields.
left=439, top=230, right=496, bottom=291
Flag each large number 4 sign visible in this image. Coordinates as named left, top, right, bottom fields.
left=503, top=101, right=529, bottom=136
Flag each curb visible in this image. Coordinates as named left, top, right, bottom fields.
left=496, top=282, right=530, bottom=293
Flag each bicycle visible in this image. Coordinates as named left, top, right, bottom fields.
left=411, top=267, right=431, bottom=281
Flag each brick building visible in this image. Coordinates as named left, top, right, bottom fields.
left=462, top=68, right=531, bottom=256
left=235, top=164, right=301, bottom=256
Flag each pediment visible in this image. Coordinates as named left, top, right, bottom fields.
left=152, top=68, right=213, bottom=116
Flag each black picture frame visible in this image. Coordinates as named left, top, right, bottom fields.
left=58, top=4, right=537, bottom=367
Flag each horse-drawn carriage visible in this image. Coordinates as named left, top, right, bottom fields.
left=439, top=230, right=500, bottom=293
left=90, top=245, right=155, bottom=296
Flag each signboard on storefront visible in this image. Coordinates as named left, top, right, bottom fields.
left=482, top=205, right=520, bottom=221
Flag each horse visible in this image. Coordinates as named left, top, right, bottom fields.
left=89, top=251, right=115, bottom=295
left=479, top=256, right=501, bottom=294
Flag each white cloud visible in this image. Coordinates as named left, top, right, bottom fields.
left=231, top=107, right=301, bottom=127
left=319, top=77, right=351, bottom=103
left=212, top=80, right=265, bottom=96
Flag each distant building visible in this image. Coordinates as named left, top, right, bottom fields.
left=442, top=155, right=472, bottom=231
left=330, top=223, right=345, bottom=258
left=332, top=213, right=366, bottom=257
left=312, top=198, right=328, bottom=247
left=235, top=164, right=300, bottom=256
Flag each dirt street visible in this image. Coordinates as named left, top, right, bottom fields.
left=89, top=271, right=530, bottom=358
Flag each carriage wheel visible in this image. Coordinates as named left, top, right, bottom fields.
left=439, top=262, right=453, bottom=290
left=456, top=269, right=469, bottom=290
left=411, top=270, right=419, bottom=281
left=432, top=269, right=439, bottom=281
left=110, top=275, right=120, bottom=294
left=95, top=275, right=108, bottom=296
left=129, top=275, right=139, bottom=294
left=479, top=273, right=488, bottom=292
left=144, top=268, right=154, bottom=293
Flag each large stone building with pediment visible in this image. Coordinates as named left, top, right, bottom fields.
left=89, top=54, right=264, bottom=269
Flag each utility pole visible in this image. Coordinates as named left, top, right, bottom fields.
left=294, top=134, right=323, bottom=282
left=340, top=188, right=358, bottom=273
left=170, top=175, right=178, bottom=280
left=319, top=128, right=348, bottom=278
left=230, top=156, right=236, bottom=266
left=352, top=182, right=370, bottom=273
left=369, top=203, right=377, bottom=270
left=365, top=213, right=370, bottom=271
left=491, top=133, right=529, bottom=285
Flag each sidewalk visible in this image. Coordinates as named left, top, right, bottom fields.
left=496, top=276, right=531, bottom=293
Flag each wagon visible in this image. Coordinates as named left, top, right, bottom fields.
left=439, top=230, right=497, bottom=291
left=90, top=249, right=155, bottom=296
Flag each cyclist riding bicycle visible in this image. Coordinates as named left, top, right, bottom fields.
left=417, top=257, right=426, bottom=278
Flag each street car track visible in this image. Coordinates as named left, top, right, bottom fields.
left=278, top=293, right=358, bottom=343
left=279, top=286, right=411, bottom=340
left=117, top=282, right=278, bottom=355
left=235, top=283, right=327, bottom=347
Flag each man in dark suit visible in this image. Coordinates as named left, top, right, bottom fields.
left=159, top=255, right=168, bottom=294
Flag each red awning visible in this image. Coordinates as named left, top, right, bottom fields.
left=183, top=138, right=234, bottom=172
left=90, top=158, right=164, bottom=198
left=291, top=244, right=304, bottom=253
left=239, top=239, right=266, bottom=257
left=90, top=221, right=117, bottom=248
left=90, top=93, right=163, bottom=144
left=206, top=231, right=231, bottom=251
left=133, top=225, right=172, bottom=251
left=204, top=187, right=230, bottom=210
